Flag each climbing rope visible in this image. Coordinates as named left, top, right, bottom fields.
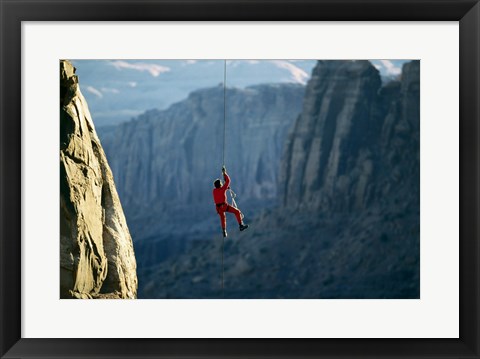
left=220, top=60, right=243, bottom=297
left=223, top=61, right=242, bottom=219
left=223, top=59, right=227, bottom=167
left=221, top=59, right=227, bottom=298
left=229, top=188, right=244, bottom=219
left=221, top=231, right=224, bottom=297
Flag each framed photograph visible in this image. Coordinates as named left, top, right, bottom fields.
left=1, top=0, right=479, bottom=358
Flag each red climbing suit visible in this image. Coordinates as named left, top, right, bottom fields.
left=213, top=172, right=243, bottom=229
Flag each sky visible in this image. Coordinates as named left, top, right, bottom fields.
left=71, top=59, right=409, bottom=127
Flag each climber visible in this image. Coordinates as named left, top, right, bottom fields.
left=213, top=166, right=249, bottom=237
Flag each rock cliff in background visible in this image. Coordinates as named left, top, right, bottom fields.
left=280, top=60, right=420, bottom=213
left=60, top=60, right=138, bottom=299
left=377, top=60, right=420, bottom=211
left=98, top=83, right=305, bottom=239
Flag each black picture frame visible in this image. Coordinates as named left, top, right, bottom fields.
left=1, top=0, right=479, bottom=358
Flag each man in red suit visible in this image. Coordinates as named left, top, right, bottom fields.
left=213, top=166, right=249, bottom=237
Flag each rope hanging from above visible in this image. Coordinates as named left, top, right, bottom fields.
left=220, top=59, right=246, bottom=297
left=223, top=59, right=227, bottom=167
left=222, top=60, right=243, bottom=219
left=221, top=59, right=227, bottom=298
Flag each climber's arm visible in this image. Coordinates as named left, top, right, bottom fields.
left=222, top=167, right=230, bottom=189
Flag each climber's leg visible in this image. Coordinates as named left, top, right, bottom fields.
left=217, top=208, right=227, bottom=229
left=226, top=204, right=242, bottom=225
left=216, top=205, right=228, bottom=237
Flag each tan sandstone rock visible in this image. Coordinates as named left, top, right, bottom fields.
left=60, top=60, right=138, bottom=299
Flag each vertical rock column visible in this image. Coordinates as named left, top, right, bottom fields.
left=280, top=60, right=383, bottom=211
left=60, top=60, right=138, bottom=299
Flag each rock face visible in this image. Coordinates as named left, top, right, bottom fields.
left=60, top=60, right=138, bottom=299
left=377, top=60, right=420, bottom=211
left=98, top=83, right=305, bottom=239
left=280, top=60, right=420, bottom=213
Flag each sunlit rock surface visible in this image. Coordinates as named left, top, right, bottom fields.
left=60, top=60, right=138, bottom=299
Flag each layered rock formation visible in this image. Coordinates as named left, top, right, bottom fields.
left=98, top=83, right=305, bottom=239
left=377, top=60, right=420, bottom=211
left=281, top=60, right=420, bottom=213
left=60, top=60, right=138, bottom=299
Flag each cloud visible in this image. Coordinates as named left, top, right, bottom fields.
left=271, top=60, right=309, bottom=84
left=101, top=87, right=120, bottom=94
left=379, top=60, right=401, bottom=76
left=184, top=60, right=197, bottom=65
left=128, top=82, right=137, bottom=88
left=85, top=86, right=103, bottom=98
left=109, top=60, right=171, bottom=77
left=226, top=60, right=260, bottom=67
